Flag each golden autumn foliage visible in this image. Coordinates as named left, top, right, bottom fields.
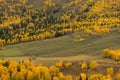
left=66, top=75, right=73, bottom=80
left=64, top=61, right=72, bottom=68
left=0, top=60, right=119, bottom=80
left=88, top=74, right=112, bottom=80
left=53, top=76, right=59, bottom=80
left=43, top=0, right=55, bottom=7
left=0, top=0, right=119, bottom=47
left=56, top=60, right=63, bottom=68
left=102, top=49, right=120, bottom=61
left=80, top=73, right=87, bottom=80
left=107, top=68, right=114, bottom=75
left=49, top=65, right=59, bottom=75
left=89, top=61, right=98, bottom=70
left=81, top=62, right=88, bottom=70
left=116, top=73, right=120, bottom=80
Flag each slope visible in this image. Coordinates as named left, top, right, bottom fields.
left=0, top=30, right=119, bottom=57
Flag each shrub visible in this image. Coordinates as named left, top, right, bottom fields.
left=89, top=74, right=105, bottom=80
left=89, top=61, right=98, bottom=70
left=64, top=61, right=72, bottom=68
left=116, top=73, right=120, bottom=80
left=80, top=73, right=87, bottom=80
left=53, top=76, right=59, bottom=80
left=107, top=68, right=114, bottom=75
left=81, top=62, right=88, bottom=70
left=66, top=75, right=73, bottom=80
left=102, top=49, right=120, bottom=61
left=56, top=61, right=63, bottom=67
left=49, top=65, right=59, bottom=75
left=106, top=74, right=112, bottom=80
left=102, top=49, right=112, bottom=58
left=58, top=72, right=66, bottom=80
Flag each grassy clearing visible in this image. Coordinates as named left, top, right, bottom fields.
left=0, top=31, right=119, bottom=58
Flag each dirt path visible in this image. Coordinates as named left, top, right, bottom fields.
left=3, top=54, right=117, bottom=65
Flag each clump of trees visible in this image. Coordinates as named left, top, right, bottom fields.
left=81, top=61, right=98, bottom=70
left=102, top=48, right=120, bottom=61
left=0, top=0, right=119, bottom=47
left=0, top=59, right=119, bottom=80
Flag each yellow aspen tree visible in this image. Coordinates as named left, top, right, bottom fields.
left=107, top=68, right=114, bottom=75
left=80, top=73, right=87, bottom=80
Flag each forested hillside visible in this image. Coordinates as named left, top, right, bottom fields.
left=0, top=0, right=120, bottom=47
left=0, top=0, right=120, bottom=80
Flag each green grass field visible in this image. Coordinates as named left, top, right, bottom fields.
left=0, top=31, right=119, bottom=58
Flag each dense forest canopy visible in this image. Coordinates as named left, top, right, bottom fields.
left=0, top=0, right=120, bottom=47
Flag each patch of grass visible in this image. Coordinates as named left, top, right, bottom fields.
left=0, top=31, right=119, bottom=57
left=0, top=48, right=24, bottom=57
